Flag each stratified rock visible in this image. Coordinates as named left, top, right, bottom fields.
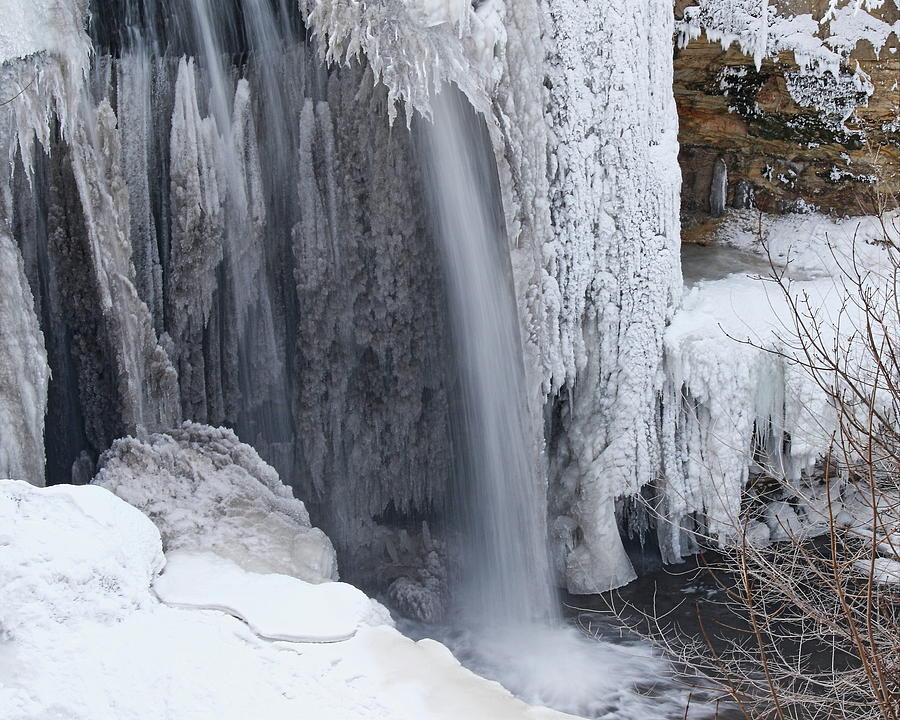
left=675, top=0, right=899, bottom=221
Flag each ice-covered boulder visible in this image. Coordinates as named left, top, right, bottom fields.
left=0, top=479, right=163, bottom=638
left=93, top=423, right=338, bottom=582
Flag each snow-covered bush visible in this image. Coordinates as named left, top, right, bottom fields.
left=92, top=422, right=338, bottom=583
left=641, top=207, right=900, bottom=720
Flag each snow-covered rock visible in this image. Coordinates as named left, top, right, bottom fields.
left=0, top=479, right=163, bottom=638
left=677, top=0, right=900, bottom=74
left=93, top=422, right=338, bottom=582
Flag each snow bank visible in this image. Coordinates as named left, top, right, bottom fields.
left=93, top=422, right=338, bottom=582
left=0, top=478, right=579, bottom=720
left=0, top=479, right=162, bottom=637
left=154, top=551, right=386, bottom=642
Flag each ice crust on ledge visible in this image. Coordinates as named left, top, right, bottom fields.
left=154, top=551, right=388, bottom=642
left=93, top=422, right=338, bottom=583
left=677, top=0, right=900, bottom=73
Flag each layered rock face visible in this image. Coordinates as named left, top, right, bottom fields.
left=675, top=0, right=899, bottom=227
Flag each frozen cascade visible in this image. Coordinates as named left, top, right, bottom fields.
left=419, top=86, right=555, bottom=624
left=2, top=0, right=834, bottom=641
left=2, top=0, right=455, bottom=590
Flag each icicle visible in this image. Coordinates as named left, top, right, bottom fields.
left=167, top=57, right=225, bottom=421
left=710, top=157, right=728, bottom=217
left=66, top=98, right=181, bottom=436
left=0, top=226, right=49, bottom=486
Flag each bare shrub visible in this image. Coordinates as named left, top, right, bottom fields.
left=609, top=202, right=900, bottom=719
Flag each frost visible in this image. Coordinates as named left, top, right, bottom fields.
left=93, top=422, right=338, bottom=583
left=784, top=65, right=873, bottom=128
left=539, top=0, right=682, bottom=592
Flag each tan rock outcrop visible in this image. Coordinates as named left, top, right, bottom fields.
left=675, top=0, right=899, bottom=227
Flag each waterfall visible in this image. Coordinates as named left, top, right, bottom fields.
left=419, top=86, right=556, bottom=625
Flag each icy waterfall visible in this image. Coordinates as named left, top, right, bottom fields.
left=0, top=0, right=698, bottom=612
left=419, top=86, right=555, bottom=624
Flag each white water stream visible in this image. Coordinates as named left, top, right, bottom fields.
left=420, top=86, right=556, bottom=626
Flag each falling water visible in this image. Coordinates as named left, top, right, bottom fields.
left=419, top=86, right=556, bottom=625
left=412, top=88, right=705, bottom=720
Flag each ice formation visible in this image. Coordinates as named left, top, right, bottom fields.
left=538, top=0, right=682, bottom=592
left=657, top=211, right=897, bottom=563
left=0, top=229, right=48, bottom=486
left=93, top=422, right=338, bottom=583
left=3, top=0, right=885, bottom=623
left=676, top=0, right=900, bottom=127
left=0, top=0, right=690, bottom=598
left=677, top=0, right=900, bottom=72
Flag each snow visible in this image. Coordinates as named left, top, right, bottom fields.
left=678, top=0, right=900, bottom=72
left=0, top=478, right=583, bottom=720
left=153, top=550, right=384, bottom=642
left=0, top=479, right=163, bottom=636
left=676, top=0, right=900, bottom=127
left=93, top=422, right=339, bottom=583
left=864, top=557, right=900, bottom=583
